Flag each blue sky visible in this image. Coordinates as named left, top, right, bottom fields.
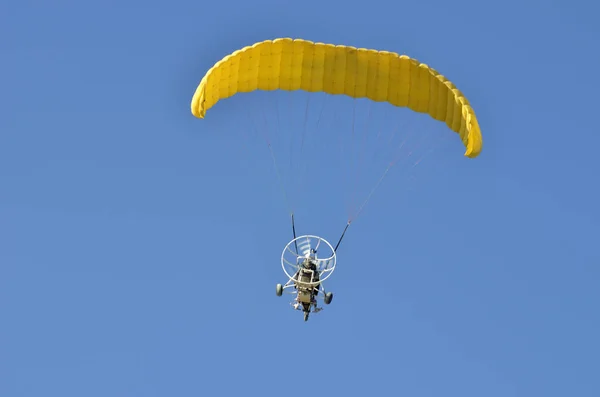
left=2, top=0, right=599, bottom=396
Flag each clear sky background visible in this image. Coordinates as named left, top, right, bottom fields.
left=2, top=0, right=599, bottom=396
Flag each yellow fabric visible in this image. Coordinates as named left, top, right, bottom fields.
left=191, top=38, right=482, bottom=158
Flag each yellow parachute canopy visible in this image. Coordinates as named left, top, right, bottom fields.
left=191, top=38, right=482, bottom=158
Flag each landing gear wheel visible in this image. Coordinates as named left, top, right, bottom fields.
left=276, top=284, right=283, bottom=296
left=324, top=292, right=333, bottom=305
left=304, top=311, right=309, bottom=321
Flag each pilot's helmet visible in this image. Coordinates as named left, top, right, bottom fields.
left=305, top=248, right=317, bottom=258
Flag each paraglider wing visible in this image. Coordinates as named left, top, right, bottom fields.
left=190, top=38, right=482, bottom=158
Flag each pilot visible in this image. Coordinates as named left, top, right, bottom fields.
left=293, top=255, right=320, bottom=298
